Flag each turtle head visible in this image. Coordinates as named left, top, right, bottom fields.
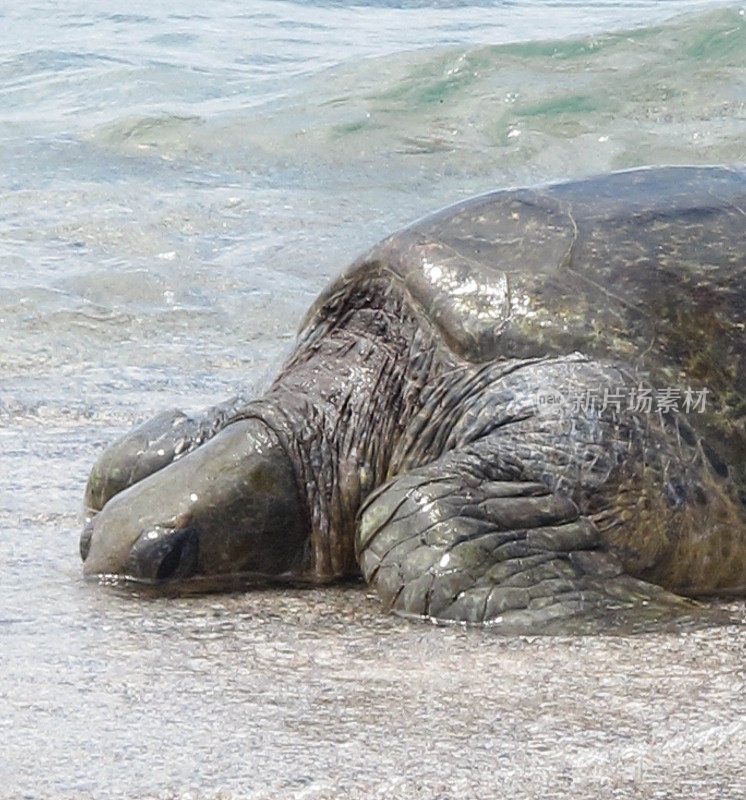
left=80, top=419, right=310, bottom=587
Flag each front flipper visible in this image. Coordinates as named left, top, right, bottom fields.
left=357, top=455, right=708, bottom=633
left=84, top=396, right=246, bottom=513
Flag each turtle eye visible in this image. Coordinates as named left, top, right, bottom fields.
left=125, top=527, right=200, bottom=583
left=156, top=529, right=199, bottom=581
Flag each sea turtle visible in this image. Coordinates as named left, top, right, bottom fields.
left=80, top=166, right=746, bottom=633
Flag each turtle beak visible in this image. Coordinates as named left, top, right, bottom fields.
left=81, top=518, right=199, bottom=583
left=81, top=508, right=200, bottom=583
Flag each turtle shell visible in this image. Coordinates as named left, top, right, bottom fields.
left=304, top=165, right=746, bottom=484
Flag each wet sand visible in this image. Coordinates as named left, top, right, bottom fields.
left=3, top=423, right=746, bottom=799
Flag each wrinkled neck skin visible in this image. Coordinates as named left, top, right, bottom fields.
left=224, top=269, right=746, bottom=591
left=231, top=274, right=452, bottom=582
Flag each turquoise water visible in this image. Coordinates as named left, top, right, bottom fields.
left=2, top=2, right=746, bottom=798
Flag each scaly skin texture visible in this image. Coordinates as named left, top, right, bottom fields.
left=231, top=272, right=463, bottom=581
left=81, top=167, right=746, bottom=631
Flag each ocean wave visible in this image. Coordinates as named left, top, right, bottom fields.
left=81, top=6, right=746, bottom=181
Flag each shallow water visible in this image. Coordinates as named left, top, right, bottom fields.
left=2, top=1, right=746, bottom=797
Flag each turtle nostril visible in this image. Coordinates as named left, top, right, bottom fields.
left=80, top=519, right=94, bottom=561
